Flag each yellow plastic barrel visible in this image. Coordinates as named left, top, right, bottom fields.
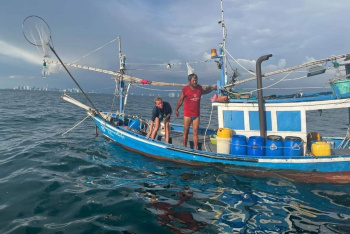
left=311, top=141, right=331, bottom=156
left=217, top=128, right=232, bottom=138
left=216, top=137, right=232, bottom=154
left=216, top=128, right=232, bottom=154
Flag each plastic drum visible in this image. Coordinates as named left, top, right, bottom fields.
left=265, top=135, right=283, bottom=156
left=231, top=135, right=247, bottom=155
left=284, top=136, right=303, bottom=156
left=248, top=136, right=264, bottom=156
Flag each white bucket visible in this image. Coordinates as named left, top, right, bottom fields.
left=216, top=136, right=231, bottom=154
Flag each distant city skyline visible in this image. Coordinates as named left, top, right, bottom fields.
left=6, top=86, right=182, bottom=97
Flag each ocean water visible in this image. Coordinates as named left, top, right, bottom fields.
left=1, top=89, right=350, bottom=234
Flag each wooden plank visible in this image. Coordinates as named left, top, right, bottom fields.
left=61, top=94, right=92, bottom=111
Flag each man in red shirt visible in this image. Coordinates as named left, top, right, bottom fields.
left=175, top=74, right=217, bottom=149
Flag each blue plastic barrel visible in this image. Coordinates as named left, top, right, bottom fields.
left=248, top=136, right=264, bottom=156
left=265, top=135, right=283, bottom=156
left=284, top=136, right=303, bottom=156
left=231, top=135, right=247, bottom=155
left=128, top=118, right=141, bottom=131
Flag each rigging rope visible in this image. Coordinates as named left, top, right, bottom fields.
left=61, top=115, right=90, bottom=136
left=132, top=84, right=181, bottom=92
left=127, top=59, right=216, bottom=67
left=203, top=105, right=215, bottom=152
left=224, top=48, right=256, bottom=76
left=71, top=37, right=119, bottom=64
left=265, top=68, right=346, bottom=82
left=110, top=79, right=119, bottom=112
left=126, top=68, right=187, bottom=73
left=283, top=74, right=308, bottom=81
left=233, top=52, right=350, bottom=85
left=242, top=86, right=328, bottom=90
left=244, top=70, right=294, bottom=94
left=337, top=125, right=350, bottom=149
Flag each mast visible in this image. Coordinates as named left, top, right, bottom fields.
left=118, top=36, right=126, bottom=117
left=220, top=0, right=228, bottom=86
left=212, top=0, right=228, bottom=90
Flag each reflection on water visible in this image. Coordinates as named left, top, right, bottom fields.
left=84, top=145, right=350, bottom=233
left=138, top=188, right=206, bottom=233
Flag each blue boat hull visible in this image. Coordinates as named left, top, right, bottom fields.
left=91, top=115, right=350, bottom=180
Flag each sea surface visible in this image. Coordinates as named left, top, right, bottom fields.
left=1, top=89, right=350, bottom=234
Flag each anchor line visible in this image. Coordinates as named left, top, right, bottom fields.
left=62, top=115, right=90, bottom=136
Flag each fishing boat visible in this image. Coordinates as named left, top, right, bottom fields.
left=23, top=2, right=350, bottom=183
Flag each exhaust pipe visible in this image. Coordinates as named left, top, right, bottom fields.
left=256, top=54, right=272, bottom=138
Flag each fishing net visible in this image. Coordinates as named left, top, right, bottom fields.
left=23, top=15, right=98, bottom=109
left=22, top=15, right=52, bottom=58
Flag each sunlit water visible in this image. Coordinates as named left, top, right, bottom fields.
left=0, top=89, right=350, bottom=233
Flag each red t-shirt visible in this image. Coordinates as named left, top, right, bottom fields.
left=182, top=85, right=203, bottom=117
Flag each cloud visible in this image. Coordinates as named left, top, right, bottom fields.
left=8, top=75, right=35, bottom=79
left=256, top=28, right=272, bottom=36
left=278, top=59, right=286, bottom=68
left=240, top=2, right=263, bottom=11
left=203, top=52, right=211, bottom=60
left=0, top=40, right=43, bottom=65
left=264, top=59, right=287, bottom=73
left=2, top=0, right=349, bottom=91
left=304, top=56, right=316, bottom=63
left=9, top=75, right=23, bottom=79
left=47, top=63, right=61, bottom=74
left=0, top=40, right=63, bottom=76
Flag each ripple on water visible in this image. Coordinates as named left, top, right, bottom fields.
left=1, top=91, right=350, bottom=233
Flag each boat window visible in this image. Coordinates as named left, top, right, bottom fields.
left=277, top=111, right=301, bottom=131
left=223, top=110, right=245, bottom=130
left=249, top=111, right=272, bottom=131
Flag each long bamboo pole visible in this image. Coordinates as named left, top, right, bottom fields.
left=231, top=52, right=350, bottom=86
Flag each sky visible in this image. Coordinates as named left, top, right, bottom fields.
left=1, top=0, right=350, bottom=95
